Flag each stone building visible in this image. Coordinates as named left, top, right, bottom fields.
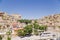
left=37, top=14, right=60, bottom=32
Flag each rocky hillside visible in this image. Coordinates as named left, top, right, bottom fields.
left=37, top=14, right=60, bottom=27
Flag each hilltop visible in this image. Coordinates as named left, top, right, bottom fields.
left=37, top=14, right=60, bottom=27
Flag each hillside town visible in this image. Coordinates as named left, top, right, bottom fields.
left=0, top=12, right=28, bottom=35
left=37, top=14, right=60, bottom=33
left=0, top=12, right=60, bottom=40
left=0, top=12, right=25, bottom=40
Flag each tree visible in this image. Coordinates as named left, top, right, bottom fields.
left=18, top=19, right=32, bottom=24
left=0, top=25, right=2, bottom=29
left=7, top=37, right=11, bottom=40
left=34, top=20, right=37, bottom=23
left=17, top=25, right=32, bottom=37
left=0, top=35, right=2, bottom=40
left=17, top=29, right=26, bottom=37
left=33, top=23, right=39, bottom=29
left=34, top=29, right=39, bottom=35
left=33, top=23, right=40, bottom=35
left=6, top=30, right=12, bottom=40
left=33, top=20, right=47, bottom=35
left=58, top=26, right=60, bottom=28
left=39, top=25, right=47, bottom=31
left=24, top=25, right=32, bottom=35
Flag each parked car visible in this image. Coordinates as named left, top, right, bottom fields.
left=40, top=32, right=56, bottom=40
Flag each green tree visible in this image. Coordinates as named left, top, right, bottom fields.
left=33, top=23, right=39, bottom=29
left=7, top=37, right=11, bottom=40
left=34, top=29, right=39, bottom=35
left=24, top=25, right=32, bottom=35
left=33, top=20, right=47, bottom=35
left=33, top=23, right=40, bottom=35
left=6, top=30, right=12, bottom=40
left=17, top=25, right=32, bottom=37
left=18, top=19, right=32, bottom=24
left=0, top=35, right=2, bottom=40
left=39, top=25, right=47, bottom=31
left=17, top=29, right=26, bottom=37
left=34, top=20, right=37, bottom=23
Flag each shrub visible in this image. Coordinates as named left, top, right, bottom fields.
left=7, top=36, right=11, bottom=40
left=34, top=29, right=39, bottom=35
left=24, top=25, right=32, bottom=35
left=17, top=30, right=26, bottom=37
left=0, top=35, right=2, bottom=40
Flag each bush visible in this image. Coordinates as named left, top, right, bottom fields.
left=0, top=35, right=2, bottom=40
left=18, top=19, right=32, bottom=24
left=39, top=25, right=47, bottom=31
left=6, top=30, right=11, bottom=40
left=17, top=30, right=26, bottom=37
left=24, top=25, right=32, bottom=35
left=17, top=25, right=32, bottom=37
left=6, top=30, right=12, bottom=35
left=33, top=23, right=39, bottom=29
left=7, top=36, right=11, bottom=40
left=34, top=29, right=39, bottom=35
